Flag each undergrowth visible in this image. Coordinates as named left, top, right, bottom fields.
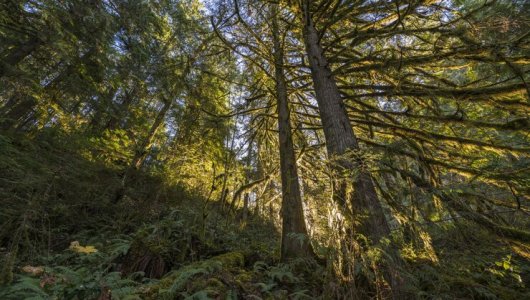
left=0, top=131, right=528, bottom=299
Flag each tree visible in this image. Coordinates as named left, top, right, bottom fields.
left=1, top=0, right=529, bottom=298
left=211, top=0, right=316, bottom=261
left=297, top=0, right=404, bottom=296
left=271, top=2, right=315, bottom=261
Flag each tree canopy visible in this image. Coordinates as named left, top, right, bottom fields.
left=1, top=0, right=529, bottom=299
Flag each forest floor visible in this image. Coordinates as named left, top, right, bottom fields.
left=0, top=132, right=529, bottom=299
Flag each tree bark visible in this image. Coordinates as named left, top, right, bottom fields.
left=272, top=3, right=315, bottom=262
left=301, top=0, right=390, bottom=246
left=300, top=1, right=404, bottom=297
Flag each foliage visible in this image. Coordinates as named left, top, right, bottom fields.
left=0, top=234, right=141, bottom=299
left=1, top=0, right=530, bottom=299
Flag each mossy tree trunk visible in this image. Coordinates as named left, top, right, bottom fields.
left=300, top=0, right=405, bottom=297
left=271, top=3, right=315, bottom=262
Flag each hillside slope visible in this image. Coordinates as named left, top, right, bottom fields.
left=0, top=132, right=528, bottom=299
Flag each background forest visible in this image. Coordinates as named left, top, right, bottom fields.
left=0, top=0, right=529, bottom=299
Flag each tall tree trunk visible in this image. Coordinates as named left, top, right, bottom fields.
left=219, top=129, right=236, bottom=209
left=301, top=0, right=390, bottom=246
left=241, top=141, right=253, bottom=223
left=300, top=1, right=404, bottom=297
left=272, top=3, right=314, bottom=262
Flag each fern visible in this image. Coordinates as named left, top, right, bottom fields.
left=108, top=238, right=133, bottom=259
left=165, top=267, right=210, bottom=295
left=267, top=265, right=297, bottom=283
left=0, top=275, right=48, bottom=299
left=289, top=289, right=313, bottom=300
left=183, top=290, right=212, bottom=300
left=256, top=282, right=277, bottom=293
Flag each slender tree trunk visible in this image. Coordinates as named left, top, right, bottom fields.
left=272, top=4, right=314, bottom=262
left=241, top=142, right=253, bottom=223
left=254, top=145, right=264, bottom=216
left=242, top=192, right=249, bottom=221
left=300, top=1, right=404, bottom=297
left=219, top=129, right=236, bottom=209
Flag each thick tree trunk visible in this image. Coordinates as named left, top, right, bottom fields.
left=272, top=4, right=314, bottom=262
left=301, top=0, right=390, bottom=247
left=301, top=1, right=404, bottom=297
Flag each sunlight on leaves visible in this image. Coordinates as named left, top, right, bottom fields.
left=69, top=241, right=98, bottom=254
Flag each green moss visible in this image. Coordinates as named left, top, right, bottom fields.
left=235, top=270, right=254, bottom=285
left=209, top=252, right=245, bottom=269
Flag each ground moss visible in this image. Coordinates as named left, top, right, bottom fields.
left=235, top=270, right=254, bottom=285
